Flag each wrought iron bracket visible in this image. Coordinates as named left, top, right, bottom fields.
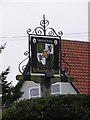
left=18, top=15, right=63, bottom=78
left=27, top=14, right=63, bottom=37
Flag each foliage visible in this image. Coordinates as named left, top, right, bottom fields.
left=2, top=94, right=90, bottom=120
left=1, top=67, right=13, bottom=108
left=0, top=43, right=24, bottom=109
left=11, top=80, right=24, bottom=104
left=0, top=43, right=6, bottom=54
left=1, top=67, right=23, bottom=109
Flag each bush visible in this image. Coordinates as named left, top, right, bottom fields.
left=2, top=94, right=90, bottom=120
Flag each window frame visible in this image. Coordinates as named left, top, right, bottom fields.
left=51, top=82, right=61, bottom=95
left=29, top=86, right=41, bottom=99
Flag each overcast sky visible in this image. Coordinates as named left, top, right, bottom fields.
left=0, top=1, right=89, bottom=85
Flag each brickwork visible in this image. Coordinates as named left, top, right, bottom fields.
left=61, top=40, right=90, bottom=94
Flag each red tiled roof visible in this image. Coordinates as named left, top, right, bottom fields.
left=61, top=39, right=90, bottom=94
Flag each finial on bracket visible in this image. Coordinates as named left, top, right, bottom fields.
left=58, top=31, right=63, bottom=36
left=27, top=29, right=31, bottom=34
left=43, top=14, right=45, bottom=20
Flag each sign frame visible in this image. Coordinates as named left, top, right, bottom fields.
left=30, top=34, right=60, bottom=77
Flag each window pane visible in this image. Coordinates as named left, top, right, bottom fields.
left=30, top=88, right=39, bottom=97
left=51, top=84, right=60, bottom=93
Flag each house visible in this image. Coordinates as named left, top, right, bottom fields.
left=17, top=39, right=90, bottom=100
left=19, top=81, right=78, bottom=100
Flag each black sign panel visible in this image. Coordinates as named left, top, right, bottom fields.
left=31, top=35, right=60, bottom=76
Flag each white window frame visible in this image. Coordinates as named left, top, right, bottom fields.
left=51, top=82, right=61, bottom=95
left=29, top=86, right=41, bottom=99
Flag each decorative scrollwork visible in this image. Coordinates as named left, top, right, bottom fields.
left=22, top=65, right=27, bottom=72
left=40, top=20, right=49, bottom=28
left=18, top=15, right=63, bottom=76
left=46, top=28, right=58, bottom=36
left=62, top=53, right=71, bottom=76
left=31, top=15, right=63, bottom=36
left=24, top=51, right=29, bottom=56
left=32, top=27, right=44, bottom=35
left=27, top=29, right=31, bottom=34
left=58, top=31, right=63, bottom=36
left=18, top=51, right=29, bottom=74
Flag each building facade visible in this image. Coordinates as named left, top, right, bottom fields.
left=19, top=81, right=77, bottom=100
left=18, top=39, right=90, bottom=100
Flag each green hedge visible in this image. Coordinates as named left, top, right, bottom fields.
left=2, top=94, right=90, bottom=120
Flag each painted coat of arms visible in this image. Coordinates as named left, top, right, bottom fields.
left=31, top=35, right=60, bottom=76
left=37, top=42, right=54, bottom=69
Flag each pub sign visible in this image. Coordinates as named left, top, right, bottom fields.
left=31, top=35, right=60, bottom=76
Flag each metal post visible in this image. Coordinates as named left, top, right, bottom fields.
left=43, top=14, right=46, bottom=36
left=60, top=36, right=62, bottom=81
left=41, top=76, right=51, bottom=97
left=28, top=34, right=31, bottom=77
left=27, top=29, right=31, bottom=80
left=41, top=15, right=51, bottom=96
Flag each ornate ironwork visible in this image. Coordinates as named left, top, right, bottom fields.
left=18, top=15, right=64, bottom=77
left=31, top=14, right=63, bottom=36
left=62, top=53, right=71, bottom=76
left=18, top=51, right=29, bottom=74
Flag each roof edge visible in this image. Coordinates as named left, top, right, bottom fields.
left=62, top=39, right=90, bottom=43
left=69, top=81, right=81, bottom=94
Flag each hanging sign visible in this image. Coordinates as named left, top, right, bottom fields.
left=31, top=35, right=60, bottom=76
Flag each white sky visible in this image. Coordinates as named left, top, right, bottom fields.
left=0, top=1, right=89, bottom=86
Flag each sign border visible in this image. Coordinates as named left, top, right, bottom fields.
left=30, top=34, right=60, bottom=77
